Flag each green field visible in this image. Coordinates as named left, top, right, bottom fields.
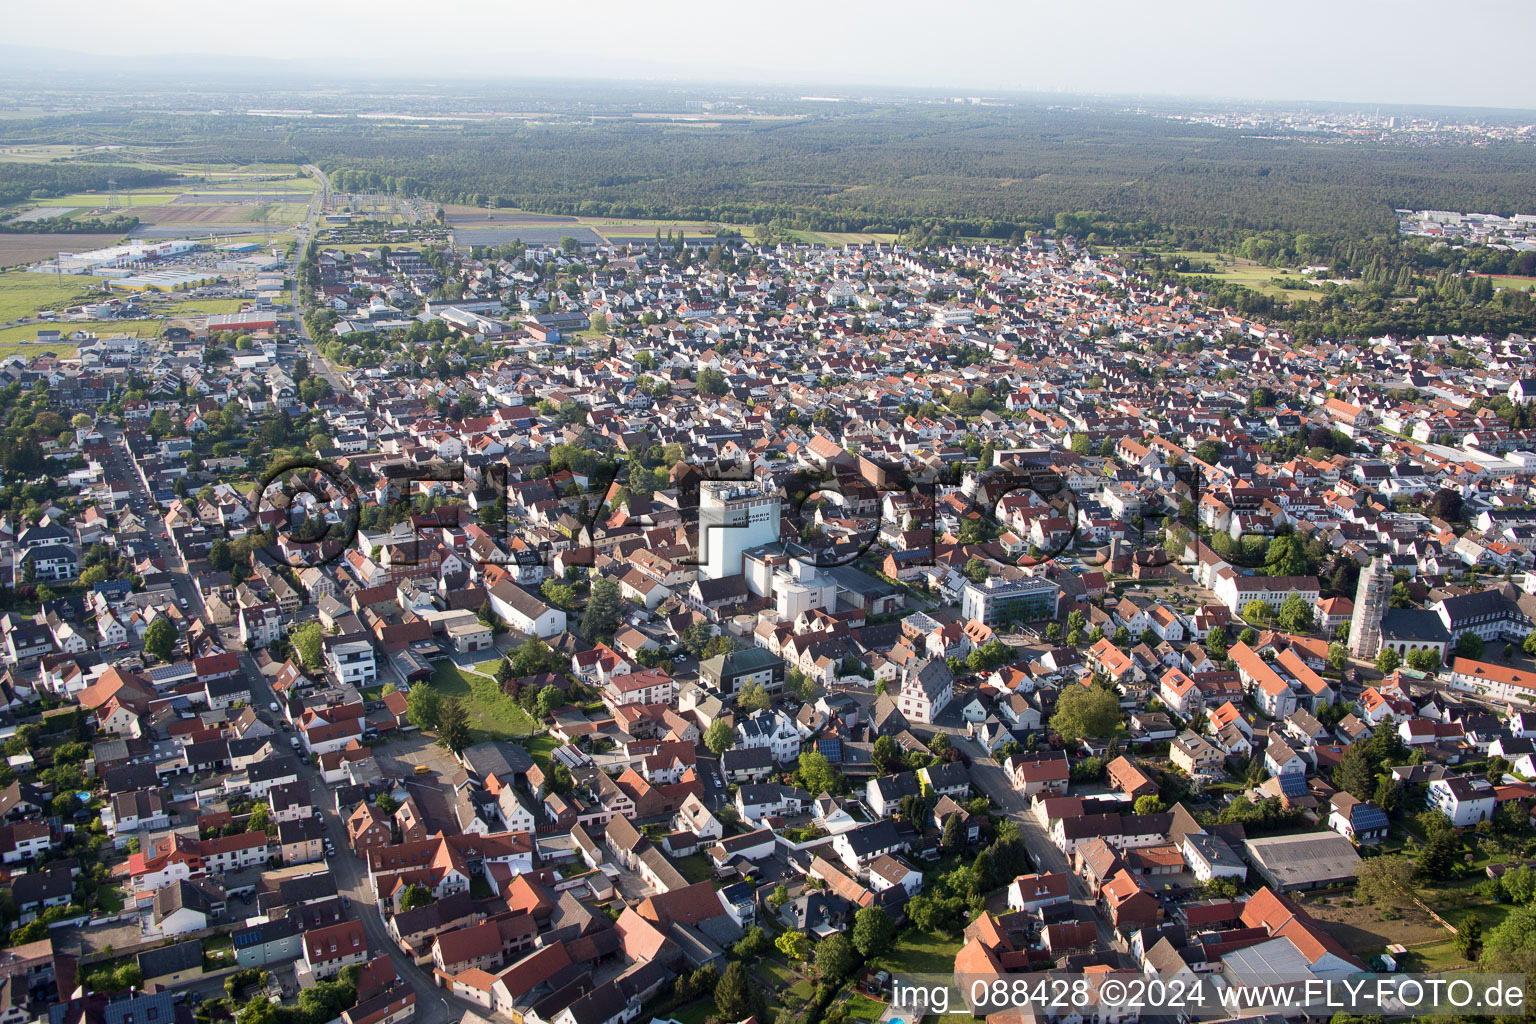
left=32, top=191, right=183, bottom=208
left=1482, top=274, right=1536, bottom=291
left=156, top=297, right=248, bottom=316
left=0, top=271, right=101, bottom=322
left=1159, top=250, right=1321, bottom=301
left=429, top=661, right=537, bottom=741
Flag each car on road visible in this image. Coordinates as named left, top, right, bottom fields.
left=116, top=642, right=131, bottom=651
left=269, top=702, right=281, bottom=713
left=290, top=737, right=302, bottom=750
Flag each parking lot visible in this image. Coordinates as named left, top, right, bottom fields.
left=374, top=729, right=461, bottom=781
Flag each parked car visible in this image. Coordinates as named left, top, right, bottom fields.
left=269, top=701, right=281, bottom=713
left=413, top=764, right=430, bottom=775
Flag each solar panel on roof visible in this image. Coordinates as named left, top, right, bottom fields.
left=1353, top=806, right=1390, bottom=830
left=1277, top=773, right=1307, bottom=796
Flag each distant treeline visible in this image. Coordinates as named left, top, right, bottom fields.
left=0, top=161, right=176, bottom=207
left=5, top=107, right=1536, bottom=247
left=0, top=214, right=139, bottom=234
left=305, top=108, right=1536, bottom=245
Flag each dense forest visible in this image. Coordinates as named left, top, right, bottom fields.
left=6, top=106, right=1536, bottom=246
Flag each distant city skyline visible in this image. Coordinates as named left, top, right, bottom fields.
left=8, top=0, right=1536, bottom=112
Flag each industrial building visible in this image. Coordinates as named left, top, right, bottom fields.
left=699, top=482, right=780, bottom=580
left=56, top=239, right=199, bottom=274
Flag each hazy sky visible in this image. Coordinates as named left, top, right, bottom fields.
left=14, top=0, right=1536, bottom=110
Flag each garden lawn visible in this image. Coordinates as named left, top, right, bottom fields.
left=429, top=661, right=536, bottom=741
left=673, top=1001, right=713, bottom=1024
left=874, top=929, right=965, bottom=975
left=673, top=853, right=715, bottom=884
left=843, top=993, right=887, bottom=1021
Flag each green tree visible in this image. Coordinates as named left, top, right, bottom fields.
left=1375, top=647, right=1401, bottom=674
left=1263, top=534, right=1309, bottom=577
left=1276, top=595, right=1314, bottom=633
left=399, top=884, right=435, bottom=911
left=291, top=622, right=323, bottom=671
left=714, top=961, right=754, bottom=1021
left=704, top=719, right=735, bottom=756
left=247, top=801, right=271, bottom=834
left=1455, top=632, right=1484, bottom=660
left=1134, top=795, right=1166, bottom=815
left=1328, top=642, right=1350, bottom=671
left=796, top=750, right=842, bottom=796
left=542, top=762, right=575, bottom=796
left=851, top=906, right=896, bottom=957
left=582, top=578, right=621, bottom=640
left=1049, top=684, right=1122, bottom=743
left=737, top=682, right=771, bottom=713
left=536, top=685, right=564, bottom=718
left=406, top=684, right=442, bottom=731
left=1334, top=746, right=1378, bottom=800
left=731, top=926, right=768, bottom=960
left=143, top=618, right=177, bottom=661
left=436, top=696, right=472, bottom=754
left=873, top=734, right=900, bottom=775
left=1454, top=913, right=1483, bottom=961
left=775, top=930, right=812, bottom=960
left=814, top=933, right=857, bottom=980
left=940, top=812, right=963, bottom=853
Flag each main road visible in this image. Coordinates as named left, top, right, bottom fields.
left=231, top=640, right=475, bottom=1024
left=959, top=736, right=1124, bottom=958
left=291, top=164, right=347, bottom=395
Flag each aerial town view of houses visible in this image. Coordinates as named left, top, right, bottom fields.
left=6, top=128, right=1536, bottom=1024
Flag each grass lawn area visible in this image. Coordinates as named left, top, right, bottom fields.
left=1420, top=877, right=1512, bottom=935
left=674, top=853, right=716, bottom=884
left=873, top=928, right=964, bottom=975
left=0, top=316, right=162, bottom=347
left=475, top=657, right=507, bottom=676
left=843, top=992, right=887, bottom=1021
left=1159, top=250, right=1321, bottom=302
left=32, top=192, right=182, bottom=207
left=0, top=270, right=101, bottom=321
left=673, top=1001, right=713, bottom=1024
left=96, top=885, right=124, bottom=914
left=1482, top=274, right=1536, bottom=291
left=527, top=733, right=559, bottom=766
left=1402, top=938, right=1471, bottom=972
left=429, top=661, right=536, bottom=741
left=156, top=297, right=248, bottom=316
